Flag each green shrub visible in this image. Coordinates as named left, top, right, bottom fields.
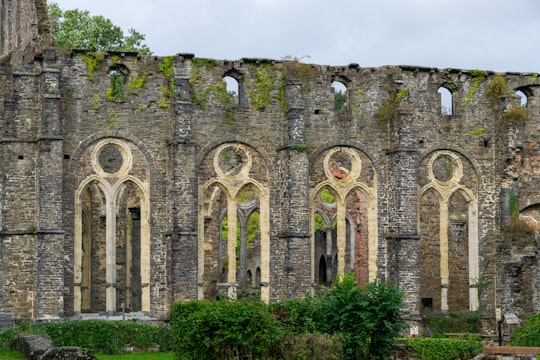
left=0, top=323, right=29, bottom=352
left=508, top=313, right=540, bottom=347
left=311, top=275, right=406, bottom=360
left=400, top=337, right=482, bottom=360
left=272, top=333, right=342, bottom=360
left=269, top=298, right=317, bottom=334
left=170, top=299, right=280, bottom=360
left=422, top=311, right=480, bottom=336
left=0, top=321, right=172, bottom=355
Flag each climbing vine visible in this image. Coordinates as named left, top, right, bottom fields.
left=443, top=68, right=457, bottom=90
left=213, top=79, right=236, bottom=122
left=189, top=68, right=211, bottom=110
left=485, top=74, right=511, bottom=104
left=509, top=191, right=519, bottom=218
left=484, top=74, right=529, bottom=125
left=78, top=51, right=105, bottom=81
left=248, top=65, right=277, bottom=111
left=376, top=88, right=409, bottom=131
left=127, top=70, right=148, bottom=95
left=187, top=58, right=238, bottom=123
left=462, top=70, right=488, bottom=106
left=157, top=55, right=175, bottom=109
left=278, top=75, right=289, bottom=115
left=291, top=144, right=311, bottom=153
left=469, top=127, right=485, bottom=137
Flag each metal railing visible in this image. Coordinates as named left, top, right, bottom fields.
left=0, top=313, right=15, bottom=332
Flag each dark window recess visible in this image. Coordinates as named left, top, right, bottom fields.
left=421, top=297, right=433, bottom=310
left=18, top=155, right=24, bottom=160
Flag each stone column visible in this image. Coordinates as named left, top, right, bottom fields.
left=171, top=55, right=198, bottom=301
left=105, top=194, right=116, bottom=314
left=36, top=67, right=65, bottom=319
left=283, top=82, right=311, bottom=298
left=386, top=101, right=420, bottom=315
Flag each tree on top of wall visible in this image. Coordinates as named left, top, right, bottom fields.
left=48, top=3, right=152, bottom=54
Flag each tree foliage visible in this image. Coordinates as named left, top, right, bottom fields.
left=508, top=313, right=540, bottom=347
left=170, top=276, right=406, bottom=360
left=171, top=300, right=280, bottom=360
left=48, top=3, right=151, bottom=54
left=311, top=274, right=406, bottom=359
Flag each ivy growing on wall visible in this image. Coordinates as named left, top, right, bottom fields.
left=248, top=65, right=277, bottom=111
left=376, top=88, right=409, bottom=131
left=486, top=75, right=529, bottom=125
left=78, top=51, right=105, bottom=81
left=127, top=70, right=148, bottom=95
left=189, top=68, right=210, bottom=110
left=157, top=55, right=175, bottom=109
left=189, top=60, right=236, bottom=122
left=462, top=70, right=488, bottom=106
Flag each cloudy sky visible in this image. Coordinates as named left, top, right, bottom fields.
left=50, top=0, right=540, bottom=73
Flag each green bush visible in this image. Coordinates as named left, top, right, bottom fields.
left=311, top=275, right=406, bottom=360
left=170, top=299, right=280, bottom=360
left=0, top=323, right=29, bottom=352
left=422, top=311, right=480, bottom=336
left=170, top=277, right=406, bottom=359
left=0, top=320, right=172, bottom=355
left=400, top=337, right=482, bottom=360
left=269, top=298, right=317, bottom=334
left=508, top=313, right=540, bottom=347
left=273, top=333, right=342, bottom=360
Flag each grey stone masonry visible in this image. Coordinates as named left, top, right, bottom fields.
left=1, top=0, right=540, bottom=337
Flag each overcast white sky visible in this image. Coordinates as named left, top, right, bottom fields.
left=50, top=0, right=540, bottom=73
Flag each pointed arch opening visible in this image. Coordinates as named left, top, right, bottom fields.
left=331, top=81, right=347, bottom=111
left=199, top=179, right=269, bottom=301
left=419, top=187, right=442, bottom=313
left=438, top=86, right=453, bottom=116
left=313, top=186, right=339, bottom=286
left=74, top=139, right=150, bottom=315
left=418, top=150, right=479, bottom=313
left=515, top=89, right=528, bottom=108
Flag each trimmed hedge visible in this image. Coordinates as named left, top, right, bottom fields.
left=171, top=300, right=280, bottom=360
left=399, top=338, right=483, bottom=360
left=0, top=320, right=172, bottom=354
left=170, top=276, right=406, bottom=360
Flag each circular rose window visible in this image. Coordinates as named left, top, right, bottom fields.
left=98, top=146, right=123, bottom=174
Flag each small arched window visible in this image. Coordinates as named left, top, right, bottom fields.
left=107, top=66, right=127, bottom=101
left=331, top=81, right=347, bottom=111
left=438, top=86, right=453, bottom=116
left=515, top=90, right=527, bottom=108
left=224, top=76, right=238, bottom=97
left=224, top=74, right=245, bottom=106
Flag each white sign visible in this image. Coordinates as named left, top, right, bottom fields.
left=410, top=326, right=419, bottom=335
left=496, top=308, right=502, bottom=321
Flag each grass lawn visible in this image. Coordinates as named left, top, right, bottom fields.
left=96, top=353, right=174, bottom=360
left=0, top=352, right=174, bottom=360
left=0, top=352, right=24, bottom=359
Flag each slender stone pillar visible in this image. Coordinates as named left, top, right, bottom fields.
left=171, top=55, right=198, bottom=301
left=36, top=67, right=65, bottom=319
left=283, top=82, right=311, bottom=298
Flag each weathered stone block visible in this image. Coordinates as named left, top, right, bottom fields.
left=16, top=333, right=54, bottom=360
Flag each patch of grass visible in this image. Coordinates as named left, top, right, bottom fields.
left=0, top=350, right=175, bottom=359
left=96, top=352, right=174, bottom=360
left=0, top=351, right=24, bottom=359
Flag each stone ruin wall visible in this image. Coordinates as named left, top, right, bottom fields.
left=0, top=0, right=50, bottom=69
left=0, top=0, right=539, bottom=332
